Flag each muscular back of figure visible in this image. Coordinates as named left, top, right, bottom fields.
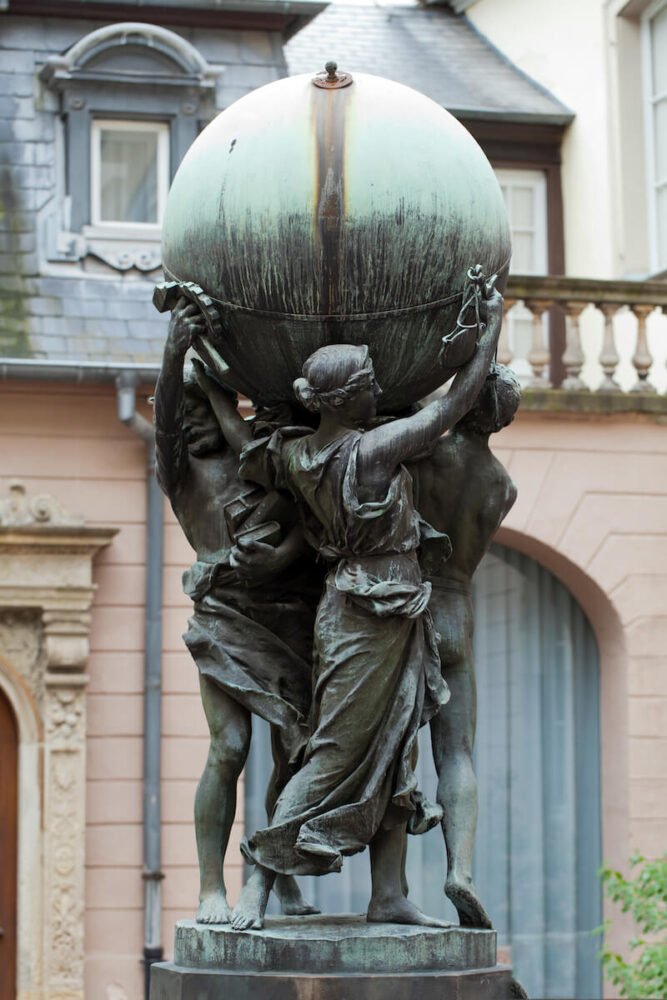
left=414, top=431, right=516, bottom=585
left=171, top=441, right=241, bottom=563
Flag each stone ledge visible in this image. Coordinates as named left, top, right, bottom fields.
left=174, top=915, right=496, bottom=974
left=520, top=388, right=667, bottom=416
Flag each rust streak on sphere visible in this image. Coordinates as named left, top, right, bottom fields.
left=161, top=70, right=512, bottom=411
left=316, top=76, right=347, bottom=325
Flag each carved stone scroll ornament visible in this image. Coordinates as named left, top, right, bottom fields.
left=0, top=480, right=85, bottom=528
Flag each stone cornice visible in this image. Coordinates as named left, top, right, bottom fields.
left=0, top=526, right=118, bottom=551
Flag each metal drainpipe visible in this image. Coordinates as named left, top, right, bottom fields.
left=116, top=372, right=164, bottom=999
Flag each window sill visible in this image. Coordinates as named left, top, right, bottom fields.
left=83, top=223, right=162, bottom=241
left=43, top=218, right=163, bottom=273
left=75, top=224, right=162, bottom=271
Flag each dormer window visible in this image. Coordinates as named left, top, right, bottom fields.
left=40, top=23, right=223, bottom=272
left=91, top=119, right=169, bottom=228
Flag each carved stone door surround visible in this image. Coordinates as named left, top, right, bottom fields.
left=0, top=481, right=117, bottom=1000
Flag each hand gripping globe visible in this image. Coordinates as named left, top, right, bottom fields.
left=159, top=64, right=511, bottom=412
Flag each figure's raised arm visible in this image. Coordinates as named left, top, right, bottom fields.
left=191, top=358, right=251, bottom=457
left=154, top=297, right=204, bottom=493
left=357, top=285, right=503, bottom=487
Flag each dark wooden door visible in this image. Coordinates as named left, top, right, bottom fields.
left=0, top=687, right=18, bottom=1000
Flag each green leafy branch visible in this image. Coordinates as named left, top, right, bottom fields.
left=598, top=853, right=667, bottom=999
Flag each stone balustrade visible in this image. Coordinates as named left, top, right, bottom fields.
left=503, top=275, right=667, bottom=395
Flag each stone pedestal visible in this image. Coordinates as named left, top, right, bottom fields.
left=151, top=915, right=521, bottom=999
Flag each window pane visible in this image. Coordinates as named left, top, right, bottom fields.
left=651, top=4, right=667, bottom=97
left=495, top=168, right=548, bottom=274
left=657, top=185, right=667, bottom=270
left=99, top=128, right=159, bottom=223
left=654, top=98, right=667, bottom=183
left=512, top=231, right=536, bottom=273
left=511, top=186, right=535, bottom=229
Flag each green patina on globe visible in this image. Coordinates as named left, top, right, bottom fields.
left=162, top=70, right=511, bottom=410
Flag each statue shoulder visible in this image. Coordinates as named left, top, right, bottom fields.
left=505, top=472, right=518, bottom=511
left=427, top=434, right=468, bottom=482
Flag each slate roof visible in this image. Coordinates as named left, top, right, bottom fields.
left=0, top=1, right=571, bottom=371
left=28, top=0, right=327, bottom=12
left=286, top=2, right=573, bottom=124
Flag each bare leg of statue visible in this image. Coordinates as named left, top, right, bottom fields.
left=266, top=724, right=319, bottom=916
left=400, top=831, right=409, bottom=899
left=231, top=820, right=451, bottom=931
left=430, top=643, right=492, bottom=929
left=367, top=823, right=450, bottom=927
left=195, top=675, right=251, bottom=924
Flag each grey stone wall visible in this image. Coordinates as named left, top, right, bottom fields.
left=0, top=14, right=288, bottom=363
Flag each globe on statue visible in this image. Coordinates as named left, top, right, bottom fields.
left=161, top=65, right=511, bottom=411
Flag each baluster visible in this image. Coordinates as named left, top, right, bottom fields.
left=497, top=297, right=516, bottom=367
left=561, top=302, right=586, bottom=390
left=596, top=303, right=620, bottom=390
left=630, top=304, right=656, bottom=393
left=525, top=299, right=551, bottom=386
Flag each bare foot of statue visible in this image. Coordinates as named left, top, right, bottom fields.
left=274, top=874, right=320, bottom=916
left=445, top=873, right=492, bottom=929
left=367, top=894, right=451, bottom=928
left=230, top=869, right=273, bottom=931
left=196, top=890, right=232, bottom=925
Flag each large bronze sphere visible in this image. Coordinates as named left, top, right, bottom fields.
left=162, top=69, right=511, bottom=410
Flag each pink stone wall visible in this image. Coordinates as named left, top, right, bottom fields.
left=1, top=382, right=244, bottom=1000
left=495, top=410, right=667, bottom=965
left=2, top=382, right=666, bottom=997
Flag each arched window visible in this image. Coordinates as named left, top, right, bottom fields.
left=245, top=543, right=602, bottom=999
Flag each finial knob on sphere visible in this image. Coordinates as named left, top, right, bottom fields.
left=325, top=61, right=338, bottom=80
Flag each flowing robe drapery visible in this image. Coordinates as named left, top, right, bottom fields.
left=239, top=429, right=450, bottom=876
left=155, top=414, right=317, bottom=769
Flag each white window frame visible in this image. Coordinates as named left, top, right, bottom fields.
left=90, top=118, right=169, bottom=231
left=642, top=0, right=667, bottom=272
left=494, top=167, right=549, bottom=381
left=494, top=167, right=548, bottom=276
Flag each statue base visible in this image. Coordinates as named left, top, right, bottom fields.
left=150, top=915, right=521, bottom=999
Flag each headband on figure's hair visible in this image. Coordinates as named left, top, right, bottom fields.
left=294, top=361, right=377, bottom=412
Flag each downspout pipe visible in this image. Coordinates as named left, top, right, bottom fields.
left=116, top=372, right=164, bottom=999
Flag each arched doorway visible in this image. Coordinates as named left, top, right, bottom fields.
left=244, top=543, right=602, bottom=999
left=472, top=544, right=602, bottom=998
left=0, top=685, right=18, bottom=1000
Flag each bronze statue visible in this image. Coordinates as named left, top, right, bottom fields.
left=213, top=281, right=504, bottom=931
left=410, top=363, right=521, bottom=930
left=154, top=298, right=320, bottom=924
left=147, top=55, right=534, bottom=996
